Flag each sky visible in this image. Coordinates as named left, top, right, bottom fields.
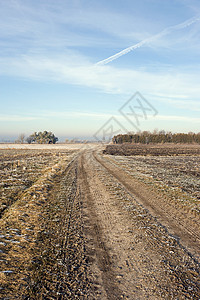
left=0, top=0, right=200, bottom=141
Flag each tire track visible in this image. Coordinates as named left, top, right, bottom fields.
left=78, top=152, right=122, bottom=299
left=0, top=153, right=93, bottom=299
left=1, top=147, right=200, bottom=298
left=94, top=150, right=200, bottom=262
left=82, top=149, right=200, bottom=299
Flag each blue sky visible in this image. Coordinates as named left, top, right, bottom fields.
left=0, top=0, right=200, bottom=141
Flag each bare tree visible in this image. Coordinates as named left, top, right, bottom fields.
left=15, top=133, right=25, bottom=144
left=19, top=133, right=25, bottom=144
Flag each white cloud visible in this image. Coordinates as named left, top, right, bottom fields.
left=0, top=53, right=199, bottom=109
left=0, top=0, right=151, bottom=54
left=2, top=0, right=199, bottom=57
left=0, top=0, right=200, bottom=121
left=39, top=110, right=112, bottom=119
left=38, top=111, right=200, bottom=124
left=152, top=94, right=200, bottom=111
left=0, top=115, right=39, bottom=122
left=153, top=115, right=200, bottom=123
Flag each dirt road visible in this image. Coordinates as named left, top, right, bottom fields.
left=78, top=149, right=200, bottom=299
left=0, top=147, right=200, bottom=299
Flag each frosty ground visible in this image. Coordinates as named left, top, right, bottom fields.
left=0, top=144, right=200, bottom=299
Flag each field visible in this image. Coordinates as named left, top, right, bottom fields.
left=103, top=143, right=200, bottom=156
left=0, top=144, right=200, bottom=299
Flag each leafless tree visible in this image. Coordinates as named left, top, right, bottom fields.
left=16, top=133, right=25, bottom=144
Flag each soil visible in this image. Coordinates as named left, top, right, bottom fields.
left=0, top=146, right=200, bottom=299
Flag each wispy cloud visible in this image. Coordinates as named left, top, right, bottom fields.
left=0, top=0, right=150, bottom=54
left=0, top=53, right=200, bottom=109
left=152, top=93, right=200, bottom=111
left=96, top=15, right=200, bottom=65
left=0, top=115, right=39, bottom=122
left=2, top=111, right=199, bottom=126
left=153, top=115, right=200, bottom=123
left=39, top=111, right=200, bottom=124
left=39, top=110, right=112, bottom=119
left=0, top=111, right=115, bottom=123
left=0, top=0, right=200, bottom=135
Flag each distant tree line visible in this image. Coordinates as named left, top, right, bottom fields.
left=112, top=131, right=200, bottom=144
left=26, top=131, right=58, bottom=144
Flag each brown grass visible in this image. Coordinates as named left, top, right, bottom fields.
left=103, top=143, right=200, bottom=156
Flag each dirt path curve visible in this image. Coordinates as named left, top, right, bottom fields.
left=79, top=149, right=200, bottom=299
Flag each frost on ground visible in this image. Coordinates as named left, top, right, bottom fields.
left=0, top=145, right=200, bottom=299
left=0, top=149, right=92, bottom=298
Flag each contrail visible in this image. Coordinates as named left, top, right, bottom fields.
left=96, top=16, right=200, bottom=66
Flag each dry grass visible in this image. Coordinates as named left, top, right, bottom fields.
left=0, top=149, right=81, bottom=298
left=103, top=143, right=200, bottom=156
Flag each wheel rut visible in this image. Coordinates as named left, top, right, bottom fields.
left=79, top=149, right=200, bottom=299
left=78, top=152, right=122, bottom=299
left=93, top=150, right=200, bottom=262
left=1, top=148, right=200, bottom=299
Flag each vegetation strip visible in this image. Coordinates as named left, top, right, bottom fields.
left=0, top=151, right=93, bottom=299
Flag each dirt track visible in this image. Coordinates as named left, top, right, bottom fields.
left=0, top=147, right=200, bottom=299
left=79, top=149, right=200, bottom=299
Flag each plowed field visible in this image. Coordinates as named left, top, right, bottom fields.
left=0, top=145, right=200, bottom=299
